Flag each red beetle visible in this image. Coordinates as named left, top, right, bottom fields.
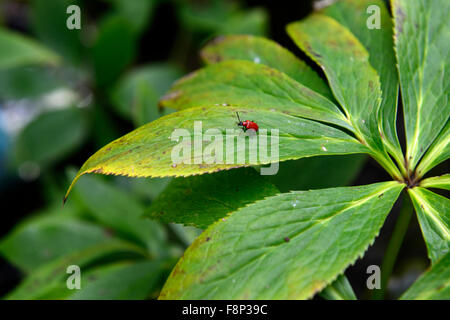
left=236, top=112, right=259, bottom=132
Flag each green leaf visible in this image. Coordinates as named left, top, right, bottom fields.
left=287, top=15, right=401, bottom=180
left=222, top=7, right=268, bottom=36
left=0, top=66, right=63, bottom=100
left=420, top=174, right=450, bottom=191
left=70, top=173, right=167, bottom=257
left=56, top=260, right=170, bottom=300
left=321, top=0, right=403, bottom=168
left=159, top=181, right=404, bottom=299
left=0, top=214, right=113, bottom=273
left=319, top=274, right=356, bottom=300
left=13, top=107, right=87, bottom=169
left=160, top=60, right=351, bottom=130
left=0, top=28, right=60, bottom=70
left=416, top=121, right=449, bottom=178
left=393, top=0, right=450, bottom=171
left=5, top=241, right=147, bottom=299
left=178, top=2, right=267, bottom=36
left=93, top=15, right=137, bottom=87
left=266, top=154, right=367, bottom=192
left=111, top=63, right=182, bottom=126
left=147, top=167, right=279, bottom=229
left=65, top=105, right=368, bottom=200
left=108, top=0, right=156, bottom=34
left=401, top=251, right=450, bottom=300
left=408, top=187, right=449, bottom=264
left=200, top=35, right=333, bottom=100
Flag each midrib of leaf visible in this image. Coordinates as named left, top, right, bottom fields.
left=393, top=0, right=450, bottom=172
left=407, top=7, right=431, bottom=166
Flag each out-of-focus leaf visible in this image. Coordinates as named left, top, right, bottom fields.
left=169, top=224, right=203, bottom=247
left=5, top=241, right=148, bottom=300
left=420, top=174, right=450, bottom=191
left=115, top=176, right=171, bottom=202
left=147, top=167, right=279, bottom=229
left=319, top=274, right=356, bottom=300
left=45, top=259, right=172, bottom=300
left=266, top=154, right=366, bottom=192
left=321, top=0, right=403, bottom=167
left=0, top=66, right=62, bottom=99
left=13, top=107, right=87, bottom=168
left=65, top=105, right=368, bottom=200
left=393, top=0, right=449, bottom=171
left=287, top=15, right=401, bottom=180
left=0, top=215, right=114, bottom=273
left=93, top=15, right=137, bottom=87
left=0, top=28, right=60, bottom=70
left=200, top=35, right=333, bottom=99
left=70, top=173, right=167, bottom=257
left=108, top=0, right=156, bottom=34
left=159, top=182, right=404, bottom=299
left=401, top=251, right=450, bottom=300
left=179, top=2, right=267, bottom=36
left=408, top=187, right=449, bottom=264
left=220, top=7, right=268, bottom=36
left=160, top=60, right=351, bottom=130
left=111, top=64, right=182, bottom=126
left=89, top=105, right=122, bottom=149
left=30, top=0, right=82, bottom=63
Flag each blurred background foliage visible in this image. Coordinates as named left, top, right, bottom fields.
left=0, top=0, right=436, bottom=299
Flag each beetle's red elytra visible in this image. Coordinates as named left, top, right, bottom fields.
left=236, top=112, right=259, bottom=132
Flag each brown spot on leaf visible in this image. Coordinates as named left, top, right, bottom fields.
left=284, top=237, right=290, bottom=242
left=201, top=51, right=223, bottom=63
left=160, top=90, right=181, bottom=103
left=396, top=6, right=406, bottom=33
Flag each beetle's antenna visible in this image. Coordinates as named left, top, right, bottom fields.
left=236, top=112, right=241, bottom=123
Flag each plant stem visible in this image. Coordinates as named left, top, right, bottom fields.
left=372, top=194, right=413, bottom=300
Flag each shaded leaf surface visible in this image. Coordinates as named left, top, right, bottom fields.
left=266, top=154, right=366, bottom=192
left=147, top=167, right=279, bottom=229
